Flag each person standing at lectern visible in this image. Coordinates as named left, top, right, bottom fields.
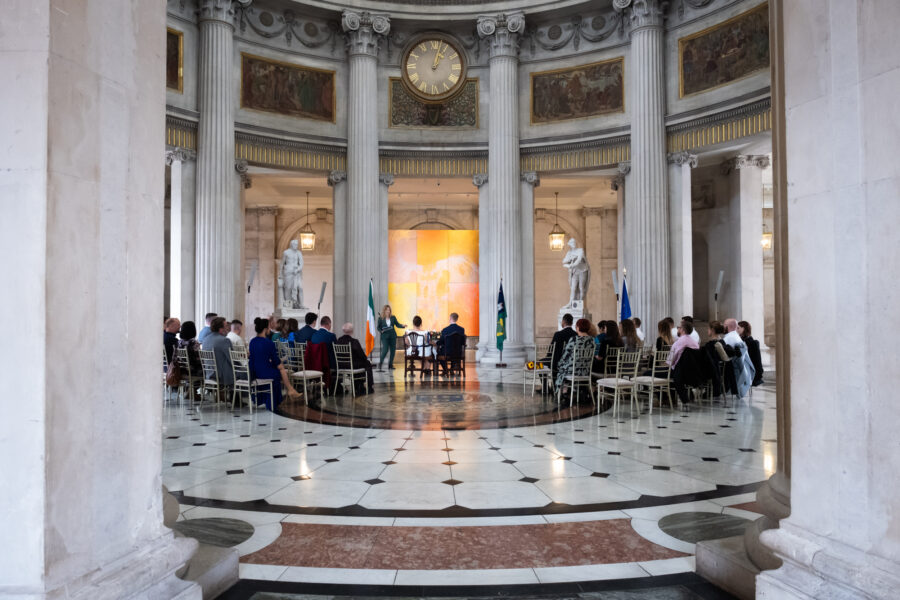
left=377, top=305, right=406, bottom=371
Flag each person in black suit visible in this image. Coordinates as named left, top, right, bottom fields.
left=546, top=313, right=577, bottom=383
left=336, top=322, right=374, bottom=394
left=292, top=312, right=318, bottom=345
left=437, top=312, right=466, bottom=375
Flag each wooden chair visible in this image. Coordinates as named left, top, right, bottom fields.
left=436, top=332, right=467, bottom=379
left=404, top=331, right=431, bottom=378
left=596, top=350, right=641, bottom=418
left=632, top=350, right=674, bottom=414
left=332, top=343, right=367, bottom=397
left=524, top=343, right=554, bottom=396
left=556, top=342, right=596, bottom=408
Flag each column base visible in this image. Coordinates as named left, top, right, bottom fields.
left=481, top=343, right=527, bottom=366
left=757, top=522, right=900, bottom=600
left=695, top=535, right=759, bottom=600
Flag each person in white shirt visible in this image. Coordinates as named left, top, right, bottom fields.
left=226, top=319, right=246, bottom=350
left=633, top=317, right=646, bottom=342
left=404, top=316, right=433, bottom=360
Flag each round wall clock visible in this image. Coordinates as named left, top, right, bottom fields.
left=401, top=33, right=467, bottom=103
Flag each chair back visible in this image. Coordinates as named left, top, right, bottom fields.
left=605, top=346, right=622, bottom=377
left=573, top=342, right=594, bottom=372
left=199, top=349, right=219, bottom=381
left=230, top=349, right=250, bottom=382
left=175, top=347, right=193, bottom=377
left=333, top=343, right=353, bottom=371
left=407, top=332, right=424, bottom=356
left=535, top=343, right=553, bottom=367
left=614, top=350, right=641, bottom=379
left=440, top=332, right=466, bottom=359
left=275, top=340, right=290, bottom=362
left=652, top=350, right=671, bottom=378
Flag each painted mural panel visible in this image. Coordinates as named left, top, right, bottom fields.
left=388, top=230, right=479, bottom=336
left=389, top=78, right=478, bottom=128
left=530, top=58, right=624, bottom=124
left=679, top=2, right=770, bottom=97
left=166, top=29, right=183, bottom=92
left=240, top=53, right=335, bottom=122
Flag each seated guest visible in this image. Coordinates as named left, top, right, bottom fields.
left=311, top=316, right=338, bottom=370
left=738, top=320, right=764, bottom=386
left=248, top=317, right=300, bottom=410
left=284, top=318, right=300, bottom=344
left=633, top=317, right=645, bottom=343
left=336, top=323, right=375, bottom=394
left=667, top=320, right=700, bottom=370
left=164, top=317, right=180, bottom=363
left=681, top=315, right=701, bottom=344
left=596, top=319, right=624, bottom=373
left=554, top=318, right=596, bottom=396
left=591, top=320, right=607, bottom=373
left=292, top=312, right=318, bottom=345
left=620, top=318, right=641, bottom=352
left=665, top=316, right=677, bottom=341
left=270, top=318, right=287, bottom=342
left=546, top=313, right=576, bottom=381
left=437, top=312, right=466, bottom=375
left=197, top=312, right=217, bottom=344
left=405, top=316, right=433, bottom=362
left=226, top=319, right=246, bottom=351
left=177, top=321, right=202, bottom=375
left=655, top=319, right=675, bottom=351
left=201, top=316, right=234, bottom=387
left=703, top=321, right=729, bottom=397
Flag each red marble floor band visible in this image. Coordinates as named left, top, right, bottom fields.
left=242, top=520, right=686, bottom=569
left=729, top=501, right=762, bottom=514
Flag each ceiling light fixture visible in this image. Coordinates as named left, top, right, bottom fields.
left=299, top=190, right=316, bottom=251
left=549, top=191, right=566, bottom=252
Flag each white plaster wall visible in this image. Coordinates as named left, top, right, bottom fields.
left=690, top=164, right=734, bottom=321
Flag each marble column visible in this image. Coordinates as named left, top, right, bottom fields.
left=474, top=174, right=492, bottom=362
left=520, top=172, right=539, bottom=349
left=194, top=0, right=245, bottom=320
left=612, top=162, right=630, bottom=314
left=166, top=148, right=192, bottom=321
left=723, top=155, right=768, bottom=342
left=668, top=151, right=697, bottom=320
left=342, top=10, right=390, bottom=341
left=377, top=173, right=394, bottom=344
left=616, top=0, right=669, bottom=327
left=243, top=206, right=277, bottom=324
left=0, top=0, right=200, bottom=597
left=478, top=11, right=527, bottom=363
left=329, top=170, right=348, bottom=324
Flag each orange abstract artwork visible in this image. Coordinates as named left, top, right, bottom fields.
left=388, top=230, right=479, bottom=336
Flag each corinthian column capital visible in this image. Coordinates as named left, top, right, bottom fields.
left=613, top=0, right=668, bottom=32
left=197, top=0, right=250, bottom=26
left=520, top=171, right=540, bottom=187
left=668, top=151, right=698, bottom=168
left=328, top=170, right=347, bottom=186
left=476, top=12, right=525, bottom=59
left=378, top=173, right=395, bottom=187
left=342, top=10, right=391, bottom=57
left=472, top=173, right=488, bottom=188
left=721, top=154, right=771, bottom=175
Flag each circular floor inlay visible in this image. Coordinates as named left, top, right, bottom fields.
left=171, top=518, right=254, bottom=548
left=657, top=511, right=751, bottom=543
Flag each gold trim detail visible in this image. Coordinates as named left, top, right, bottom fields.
left=166, top=28, right=184, bottom=93
left=239, top=52, right=337, bottom=123
left=166, top=121, right=196, bottom=150
left=235, top=139, right=346, bottom=172
left=530, top=57, right=625, bottom=125
left=379, top=156, right=488, bottom=177
left=667, top=106, right=772, bottom=152
left=678, top=2, right=770, bottom=98
left=520, top=143, right=630, bottom=172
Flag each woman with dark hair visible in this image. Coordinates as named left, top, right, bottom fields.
left=555, top=318, right=596, bottom=393
left=271, top=318, right=287, bottom=342
left=738, top=320, right=764, bottom=386
left=285, top=318, right=300, bottom=345
left=248, top=317, right=300, bottom=410
left=620, top=318, right=641, bottom=352
left=655, top=319, right=675, bottom=351
left=177, top=320, right=202, bottom=375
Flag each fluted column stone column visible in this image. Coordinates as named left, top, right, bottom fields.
left=520, top=172, right=539, bottom=349
left=612, top=162, right=631, bottom=315
left=377, top=173, right=394, bottom=351
left=342, top=10, right=390, bottom=342
left=329, top=170, right=348, bottom=324
left=195, top=0, right=246, bottom=320
left=478, top=12, right=527, bottom=363
left=668, top=151, right=697, bottom=320
left=474, top=174, right=492, bottom=362
left=166, top=148, right=196, bottom=321
left=616, top=0, right=669, bottom=327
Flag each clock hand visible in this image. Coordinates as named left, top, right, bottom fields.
left=432, top=51, right=444, bottom=70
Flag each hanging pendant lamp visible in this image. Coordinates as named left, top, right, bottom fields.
left=299, top=190, right=317, bottom=251
left=549, top=191, right=566, bottom=251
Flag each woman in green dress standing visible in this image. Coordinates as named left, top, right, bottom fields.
left=377, top=305, right=406, bottom=371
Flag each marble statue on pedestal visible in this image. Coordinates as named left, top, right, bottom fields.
left=563, top=238, right=590, bottom=308
left=279, top=239, right=305, bottom=309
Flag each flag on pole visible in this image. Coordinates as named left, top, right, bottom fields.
left=620, top=276, right=632, bottom=321
left=496, top=282, right=507, bottom=351
left=365, top=279, right=376, bottom=356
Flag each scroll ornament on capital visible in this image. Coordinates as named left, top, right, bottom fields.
left=328, top=170, right=347, bottom=186
left=721, top=154, right=770, bottom=175
left=472, top=173, right=488, bottom=188
left=611, top=161, right=631, bottom=190
left=613, top=0, right=668, bottom=30
left=341, top=10, right=391, bottom=56
left=165, top=147, right=196, bottom=165
left=668, top=151, right=698, bottom=168
left=235, top=159, right=251, bottom=189
left=379, top=173, right=395, bottom=187
left=197, top=0, right=251, bottom=25
left=521, top=171, right=540, bottom=187
left=476, top=12, right=526, bottom=58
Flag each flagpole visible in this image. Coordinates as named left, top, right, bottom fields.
left=496, top=276, right=506, bottom=369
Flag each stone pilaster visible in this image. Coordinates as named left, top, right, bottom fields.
left=195, top=0, right=246, bottom=319
left=616, top=0, right=669, bottom=327
left=329, top=170, right=348, bottom=324
left=612, top=161, right=631, bottom=306
left=478, top=11, right=527, bottom=363
left=342, top=10, right=389, bottom=340
left=166, top=148, right=196, bottom=321
left=474, top=174, right=492, bottom=361
left=520, top=172, right=539, bottom=349
left=722, top=154, right=769, bottom=343
left=668, top=151, right=697, bottom=320
left=377, top=173, right=394, bottom=345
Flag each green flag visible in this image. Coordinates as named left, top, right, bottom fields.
left=496, top=283, right=507, bottom=351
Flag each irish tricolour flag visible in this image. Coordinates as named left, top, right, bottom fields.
left=365, top=279, right=376, bottom=356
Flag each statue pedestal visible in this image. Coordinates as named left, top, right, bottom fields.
left=274, top=307, right=309, bottom=320
left=559, top=302, right=591, bottom=330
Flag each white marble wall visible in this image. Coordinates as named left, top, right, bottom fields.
left=0, top=0, right=198, bottom=597
left=757, top=0, right=900, bottom=597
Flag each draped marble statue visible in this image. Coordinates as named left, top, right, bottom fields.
left=280, top=239, right=305, bottom=309
left=563, top=238, right=590, bottom=308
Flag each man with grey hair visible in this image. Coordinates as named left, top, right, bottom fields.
left=336, top=322, right=374, bottom=394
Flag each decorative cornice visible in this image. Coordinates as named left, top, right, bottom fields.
left=473, top=173, right=488, bottom=188
left=521, top=171, right=540, bottom=187
left=342, top=10, right=390, bottom=57
left=523, top=12, right=624, bottom=56
left=614, top=0, right=668, bottom=32
left=721, top=154, right=770, bottom=175
left=248, top=205, right=278, bottom=216
left=668, top=151, right=698, bottom=167
left=328, top=170, right=347, bottom=186
left=379, top=173, right=395, bottom=187
left=477, top=12, right=525, bottom=59
left=166, top=148, right=196, bottom=164
left=235, top=7, right=340, bottom=54
left=676, top=0, right=714, bottom=18
left=197, top=0, right=250, bottom=26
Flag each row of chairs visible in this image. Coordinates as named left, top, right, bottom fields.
left=275, top=341, right=368, bottom=398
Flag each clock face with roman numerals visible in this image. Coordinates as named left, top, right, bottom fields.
left=401, top=34, right=467, bottom=103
